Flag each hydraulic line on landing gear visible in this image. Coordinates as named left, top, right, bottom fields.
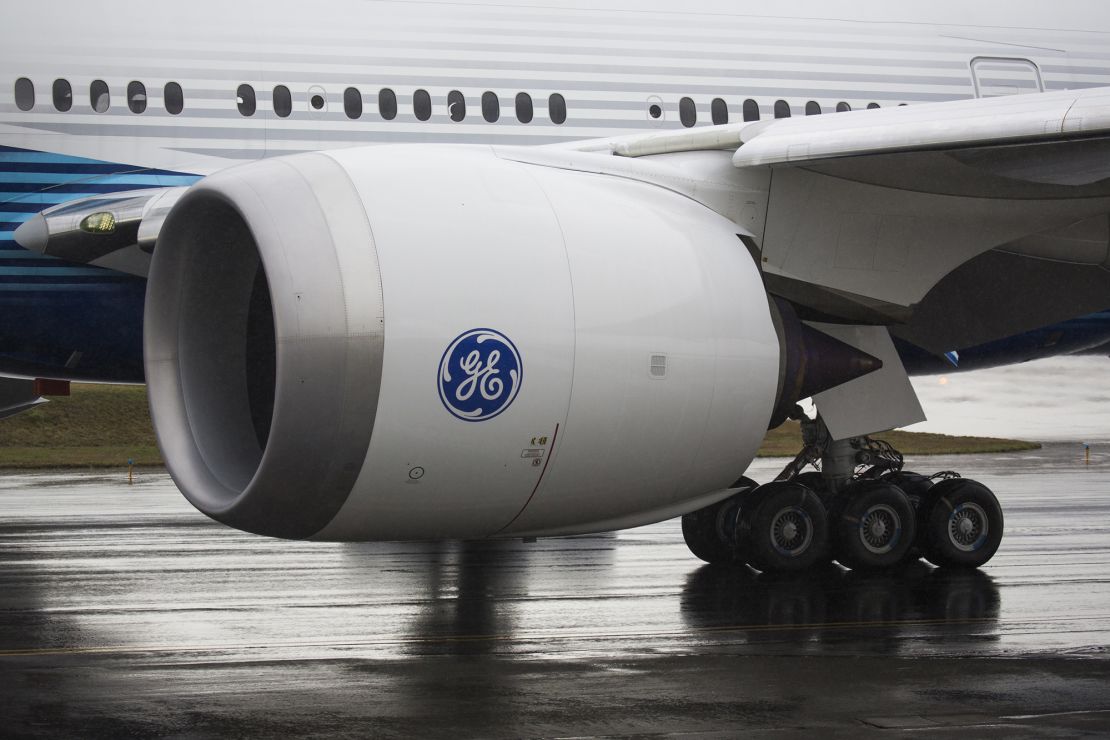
left=774, top=406, right=910, bottom=493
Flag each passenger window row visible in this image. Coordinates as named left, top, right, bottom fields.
left=13, top=77, right=891, bottom=127
left=671, top=97, right=888, bottom=127
left=242, top=84, right=568, bottom=124
left=14, top=77, right=183, bottom=115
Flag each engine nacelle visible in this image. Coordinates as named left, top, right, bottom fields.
left=145, top=146, right=783, bottom=540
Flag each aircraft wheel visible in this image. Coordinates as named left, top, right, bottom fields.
left=737, top=482, right=828, bottom=573
left=920, top=478, right=1003, bottom=569
left=833, top=481, right=916, bottom=571
left=681, top=476, right=757, bottom=564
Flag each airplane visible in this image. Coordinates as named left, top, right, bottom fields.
left=1, top=0, right=1108, bottom=574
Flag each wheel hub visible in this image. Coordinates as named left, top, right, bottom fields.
left=859, top=504, right=901, bottom=555
left=770, top=507, right=813, bottom=557
left=948, top=503, right=988, bottom=552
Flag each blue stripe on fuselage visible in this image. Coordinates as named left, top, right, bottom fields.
left=0, top=145, right=200, bottom=382
left=900, top=310, right=1110, bottom=375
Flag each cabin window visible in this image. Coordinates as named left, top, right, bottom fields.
left=379, top=88, right=397, bottom=120
left=549, top=93, right=567, bottom=124
left=127, top=81, right=147, bottom=114
left=648, top=103, right=662, bottom=119
left=711, top=97, right=728, bottom=125
left=237, top=84, right=256, bottom=116
left=52, top=79, right=72, bottom=112
left=836, top=101, right=851, bottom=113
left=90, top=80, right=110, bottom=113
left=774, top=100, right=791, bottom=118
left=679, top=97, right=696, bottom=127
left=515, top=92, right=533, bottom=123
left=164, top=82, right=184, bottom=115
left=805, top=101, right=821, bottom=116
left=14, top=78, right=34, bottom=111
left=742, top=99, right=760, bottom=122
left=867, top=102, right=881, bottom=109
left=273, top=86, right=292, bottom=118
left=447, top=90, right=465, bottom=122
left=344, top=87, right=362, bottom=119
left=482, top=91, right=500, bottom=122
left=413, top=89, right=431, bottom=121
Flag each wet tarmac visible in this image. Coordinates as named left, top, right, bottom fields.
left=1, top=442, right=1109, bottom=737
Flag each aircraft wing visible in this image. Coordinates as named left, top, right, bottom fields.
left=732, top=85, right=1110, bottom=180
left=540, top=87, right=1110, bottom=435
left=570, top=87, right=1110, bottom=354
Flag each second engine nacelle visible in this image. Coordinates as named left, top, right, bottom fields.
left=145, top=145, right=784, bottom=540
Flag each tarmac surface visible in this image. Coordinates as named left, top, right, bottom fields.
left=1, top=442, right=1109, bottom=738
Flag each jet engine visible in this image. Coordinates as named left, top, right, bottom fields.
left=145, top=146, right=874, bottom=541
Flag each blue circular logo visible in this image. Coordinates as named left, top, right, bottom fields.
left=438, top=329, right=522, bottom=422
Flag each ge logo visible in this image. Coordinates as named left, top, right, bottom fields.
left=438, top=328, right=522, bottom=422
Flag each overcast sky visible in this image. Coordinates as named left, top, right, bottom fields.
left=905, top=355, right=1109, bottom=443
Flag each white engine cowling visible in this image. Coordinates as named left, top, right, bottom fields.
left=144, top=146, right=781, bottom=540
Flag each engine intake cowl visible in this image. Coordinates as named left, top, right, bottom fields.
left=145, top=154, right=384, bottom=539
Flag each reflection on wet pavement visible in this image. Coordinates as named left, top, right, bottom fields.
left=682, top=562, right=1000, bottom=643
left=0, top=442, right=1108, bottom=736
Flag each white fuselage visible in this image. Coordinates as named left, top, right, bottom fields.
left=3, top=1, right=1110, bottom=176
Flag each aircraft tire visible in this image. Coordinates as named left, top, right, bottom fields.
left=833, top=481, right=916, bottom=571
left=681, top=476, right=757, bottom=564
left=738, top=482, right=829, bottom=573
left=920, top=478, right=1003, bottom=569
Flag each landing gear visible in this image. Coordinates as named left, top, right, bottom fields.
left=681, top=411, right=1004, bottom=573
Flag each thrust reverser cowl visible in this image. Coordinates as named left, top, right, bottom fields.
left=144, top=146, right=782, bottom=541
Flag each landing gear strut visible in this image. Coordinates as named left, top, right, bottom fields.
left=682, top=410, right=1004, bottom=573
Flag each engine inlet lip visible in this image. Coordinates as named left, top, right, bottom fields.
left=144, top=155, right=384, bottom=539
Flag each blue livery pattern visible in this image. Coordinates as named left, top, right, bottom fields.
left=0, top=146, right=200, bottom=381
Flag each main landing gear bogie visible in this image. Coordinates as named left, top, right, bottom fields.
left=681, top=414, right=1005, bottom=574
